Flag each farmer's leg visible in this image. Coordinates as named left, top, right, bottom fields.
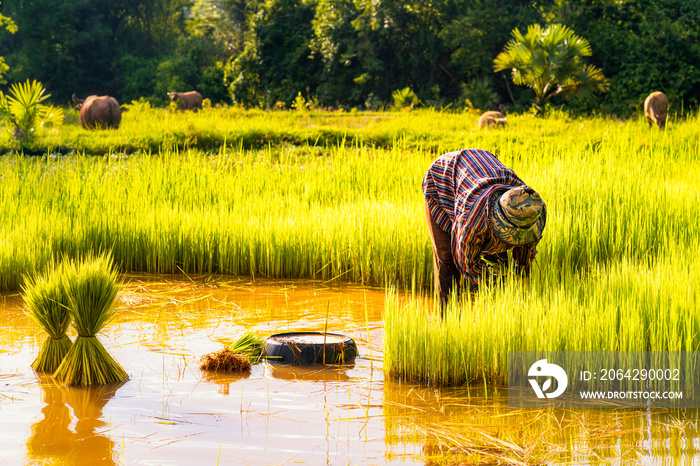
left=424, top=200, right=461, bottom=305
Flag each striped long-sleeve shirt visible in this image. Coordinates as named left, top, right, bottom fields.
left=422, top=148, right=540, bottom=285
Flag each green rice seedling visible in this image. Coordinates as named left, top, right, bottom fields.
left=199, top=332, right=264, bottom=373
left=53, top=254, right=128, bottom=385
left=22, top=262, right=75, bottom=373
left=1, top=109, right=699, bottom=389
left=0, top=112, right=698, bottom=295
left=384, top=250, right=700, bottom=387
left=229, top=331, right=265, bottom=364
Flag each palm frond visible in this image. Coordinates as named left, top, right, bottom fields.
left=561, top=64, right=610, bottom=101
left=494, top=23, right=607, bottom=110
left=0, top=79, right=63, bottom=141
left=390, top=87, right=421, bottom=110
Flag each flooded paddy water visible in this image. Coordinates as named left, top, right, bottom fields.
left=1, top=274, right=698, bottom=465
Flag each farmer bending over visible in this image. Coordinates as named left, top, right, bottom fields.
left=422, top=148, right=546, bottom=305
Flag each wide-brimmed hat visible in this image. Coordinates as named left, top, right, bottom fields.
left=488, top=187, right=546, bottom=245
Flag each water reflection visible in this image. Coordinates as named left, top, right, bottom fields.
left=2, top=275, right=699, bottom=464
left=265, top=362, right=356, bottom=382
left=383, top=380, right=700, bottom=464
left=199, top=370, right=250, bottom=396
left=26, top=376, right=72, bottom=460
left=27, top=376, right=124, bottom=465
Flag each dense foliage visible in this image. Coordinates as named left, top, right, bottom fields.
left=0, top=0, right=698, bottom=115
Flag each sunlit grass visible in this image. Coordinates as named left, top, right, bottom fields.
left=2, top=105, right=696, bottom=154
left=1, top=108, right=699, bottom=388
left=0, top=144, right=432, bottom=291
left=384, top=250, right=700, bottom=386
left=0, top=113, right=698, bottom=294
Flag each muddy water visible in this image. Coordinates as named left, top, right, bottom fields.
left=0, top=274, right=698, bottom=465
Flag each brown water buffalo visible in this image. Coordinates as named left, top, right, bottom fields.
left=478, top=105, right=508, bottom=129
left=168, top=91, right=203, bottom=111
left=644, top=91, right=668, bottom=130
left=72, top=94, right=122, bottom=129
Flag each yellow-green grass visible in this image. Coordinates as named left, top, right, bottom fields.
left=0, top=111, right=697, bottom=295
left=384, top=250, right=700, bottom=386
left=2, top=104, right=696, bottom=155
left=229, top=331, right=265, bottom=364
left=378, top=111, right=700, bottom=385
left=0, top=144, right=432, bottom=291
left=1, top=109, right=699, bottom=387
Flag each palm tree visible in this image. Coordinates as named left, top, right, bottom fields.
left=0, top=80, right=63, bottom=143
left=494, top=24, right=608, bottom=114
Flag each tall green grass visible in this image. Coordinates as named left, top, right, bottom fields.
left=1, top=109, right=700, bottom=386
left=384, top=249, right=700, bottom=385
left=0, top=144, right=432, bottom=291
left=0, top=111, right=698, bottom=294
left=381, top=111, right=700, bottom=384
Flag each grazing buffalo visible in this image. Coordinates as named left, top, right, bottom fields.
left=478, top=104, right=508, bottom=129
left=644, top=91, right=668, bottom=130
left=168, top=91, right=203, bottom=111
left=72, top=94, right=122, bottom=129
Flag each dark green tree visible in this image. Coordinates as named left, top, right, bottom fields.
left=543, top=0, right=700, bottom=115
left=0, top=2, right=17, bottom=84
left=226, top=0, right=320, bottom=108
left=309, top=0, right=548, bottom=109
left=0, top=0, right=189, bottom=103
left=312, top=0, right=455, bottom=107
left=440, top=0, right=548, bottom=108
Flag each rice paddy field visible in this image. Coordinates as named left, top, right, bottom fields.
left=1, top=107, right=700, bottom=464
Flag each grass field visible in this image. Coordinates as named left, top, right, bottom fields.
left=2, top=107, right=699, bottom=385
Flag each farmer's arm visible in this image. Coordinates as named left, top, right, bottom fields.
left=511, top=241, right=539, bottom=277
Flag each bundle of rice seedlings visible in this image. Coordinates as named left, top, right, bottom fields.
left=199, top=332, right=265, bottom=373
left=22, top=263, right=75, bottom=373
left=199, top=348, right=251, bottom=373
left=229, top=331, right=265, bottom=364
left=53, top=254, right=128, bottom=386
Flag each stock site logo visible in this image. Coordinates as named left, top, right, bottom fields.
left=528, top=359, right=568, bottom=399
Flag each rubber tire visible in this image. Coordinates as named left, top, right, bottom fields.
left=264, top=332, right=358, bottom=365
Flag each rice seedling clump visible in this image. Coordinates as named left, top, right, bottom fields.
left=199, top=348, right=251, bottom=373
left=199, top=332, right=265, bottom=372
left=53, top=254, right=128, bottom=386
left=22, top=262, right=75, bottom=373
left=229, top=331, right=265, bottom=364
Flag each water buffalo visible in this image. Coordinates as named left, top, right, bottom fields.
left=168, top=91, right=203, bottom=111
left=644, top=91, right=668, bottom=130
left=478, top=104, right=508, bottom=129
left=72, top=94, right=122, bottom=129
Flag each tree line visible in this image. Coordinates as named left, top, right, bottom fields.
left=0, top=0, right=698, bottom=116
